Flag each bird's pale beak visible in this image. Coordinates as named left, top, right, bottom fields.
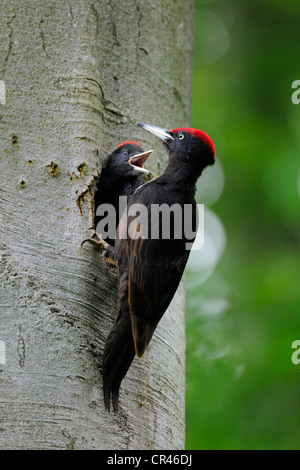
left=128, top=149, right=153, bottom=174
left=137, top=123, right=174, bottom=141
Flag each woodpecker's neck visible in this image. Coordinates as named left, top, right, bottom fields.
left=160, top=157, right=201, bottom=194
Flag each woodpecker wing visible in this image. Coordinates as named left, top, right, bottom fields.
left=128, top=248, right=189, bottom=357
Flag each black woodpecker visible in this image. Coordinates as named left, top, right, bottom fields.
left=94, top=141, right=152, bottom=245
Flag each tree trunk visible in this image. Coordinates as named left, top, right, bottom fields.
left=0, top=0, right=193, bottom=450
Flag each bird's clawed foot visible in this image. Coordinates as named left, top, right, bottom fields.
left=81, top=231, right=115, bottom=261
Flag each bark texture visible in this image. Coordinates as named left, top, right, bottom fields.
left=0, top=0, right=193, bottom=449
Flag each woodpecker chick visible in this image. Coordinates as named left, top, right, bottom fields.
left=89, top=142, right=152, bottom=247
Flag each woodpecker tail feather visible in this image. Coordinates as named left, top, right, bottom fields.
left=102, top=322, right=135, bottom=412
left=102, top=272, right=135, bottom=412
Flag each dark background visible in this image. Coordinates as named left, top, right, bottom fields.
left=186, top=0, right=300, bottom=449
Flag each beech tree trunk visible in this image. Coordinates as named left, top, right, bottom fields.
left=0, top=0, right=193, bottom=450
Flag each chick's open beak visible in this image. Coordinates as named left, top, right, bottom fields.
left=128, top=149, right=153, bottom=174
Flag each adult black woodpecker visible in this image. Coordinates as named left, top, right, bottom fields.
left=102, top=123, right=215, bottom=412
left=93, top=141, right=152, bottom=245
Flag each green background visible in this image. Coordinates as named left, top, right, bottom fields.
left=186, top=0, right=300, bottom=449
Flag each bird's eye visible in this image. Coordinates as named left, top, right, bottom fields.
left=123, top=151, right=128, bottom=157
left=178, top=133, right=185, bottom=140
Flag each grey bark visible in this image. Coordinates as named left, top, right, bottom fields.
left=0, top=0, right=193, bottom=450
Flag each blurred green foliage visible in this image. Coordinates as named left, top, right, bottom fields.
left=186, top=0, right=300, bottom=449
